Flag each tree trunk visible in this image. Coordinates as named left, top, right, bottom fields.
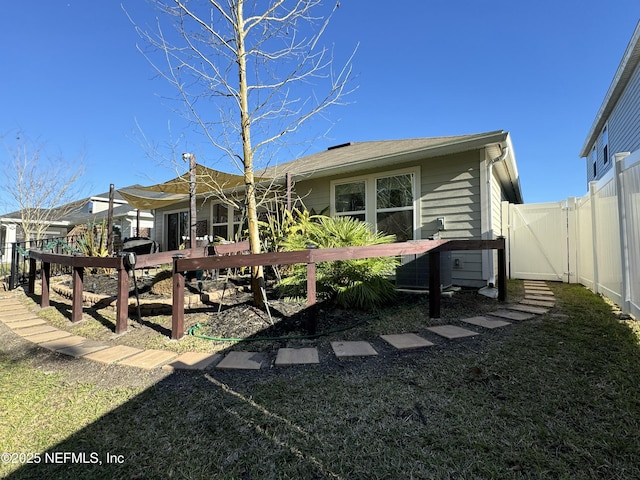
left=236, top=0, right=265, bottom=308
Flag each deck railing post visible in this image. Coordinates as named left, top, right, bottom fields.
left=172, top=254, right=186, bottom=340
left=71, top=264, right=84, bottom=323
left=41, top=261, right=50, bottom=308
left=115, top=255, right=129, bottom=334
left=28, top=257, right=36, bottom=293
left=497, top=237, right=507, bottom=301
left=306, top=262, right=317, bottom=307
left=429, top=250, right=441, bottom=319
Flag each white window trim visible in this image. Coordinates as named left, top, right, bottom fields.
left=330, top=166, right=421, bottom=240
left=210, top=203, right=242, bottom=241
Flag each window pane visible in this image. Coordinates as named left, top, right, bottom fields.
left=336, top=213, right=366, bottom=222
left=212, top=204, right=228, bottom=224
left=377, top=174, right=413, bottom=209
left=212, top=225, right=227, bottom=239
left=377, top=210, right=413, bottom=242
left=179, top=212, right=189, bottom=238
left=335, top=182, right=365, bottom=213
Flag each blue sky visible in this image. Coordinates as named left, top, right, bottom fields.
left=1, top=1, right=640, bottom=212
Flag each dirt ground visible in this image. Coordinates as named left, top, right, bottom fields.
left=57, top=272, right=384, bottom=340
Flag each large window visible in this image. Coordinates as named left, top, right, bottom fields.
left=211, top=203, right=245, bottom=241
left=332, top=169, right=418, bottom=241
left=211, top=203, right=229, bottom=239
left=376, top=173, right=414, bottom=242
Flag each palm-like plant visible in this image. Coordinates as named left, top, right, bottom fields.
left=77, top=220, right=109, bottom=257
left=278, top=215, right=398, bottom=310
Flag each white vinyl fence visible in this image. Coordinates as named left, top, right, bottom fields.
left=504, top=149, right=640, bottom=320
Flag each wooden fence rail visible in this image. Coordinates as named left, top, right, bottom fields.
left=28, top=247, right=208, bottom=334
left=171, top=238, right=506, bottom=339
left=28, top=238, right=506, bottom=340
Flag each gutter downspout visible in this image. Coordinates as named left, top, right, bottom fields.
left=486, top=145, right=509, bottom=286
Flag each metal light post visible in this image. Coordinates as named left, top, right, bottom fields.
left=182, top=152, right=197, bottom=250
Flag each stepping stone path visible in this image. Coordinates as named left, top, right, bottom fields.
left=0, top=281, right=556, bottom=371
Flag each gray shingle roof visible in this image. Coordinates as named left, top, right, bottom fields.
left=260, top=131, right=508, bottom=179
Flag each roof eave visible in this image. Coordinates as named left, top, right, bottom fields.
left=288, top=130, right=510, bottom=181
left=579, top=21, right=640, bottom=158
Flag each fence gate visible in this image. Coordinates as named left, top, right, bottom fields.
left=504, top=201, right=575, bottom=282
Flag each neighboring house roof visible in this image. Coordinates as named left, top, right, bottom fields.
left=64, top=203, right=152, bottom=226
left=0, top=199, right=89, bottom=225
left=0, top=186, right=148, bottom=226
left=579, top=20, right=640, bottom=158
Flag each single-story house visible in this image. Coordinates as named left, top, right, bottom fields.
left=0, top=188, right=154, bottom=260
left=579, top=20, right=640, bottom=185
left=121, top=130, right=523, bottom=288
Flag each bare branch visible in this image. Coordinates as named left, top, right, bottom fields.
left=1, top=131, right=85, bottom=241
left=128, top=0, right=356, bottom=305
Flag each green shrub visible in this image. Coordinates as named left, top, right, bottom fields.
left=277, top=215, right=398, bottom=310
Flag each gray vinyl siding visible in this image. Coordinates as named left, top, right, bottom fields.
left=300, top=151, right=487, bottom=287
left=588, top=59, right=640, bottom=183
left=294, top=178, right=331, bottom=214
left=419, top=151, right=482, bottom=240
left=297, top=153, right=487, bottom=286
left=152, top=210, right=163, bottom=246
left=419, top=151, right=484, bottom=287
left=608, top=61, right=640, bottom=157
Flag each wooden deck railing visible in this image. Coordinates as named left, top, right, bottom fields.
left=28, top=238, right=506, bottom=340
left=170, top=238, right=506, bottom=339
left=28, top=247, right=208, bottom=334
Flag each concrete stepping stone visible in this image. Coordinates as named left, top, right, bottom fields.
left=507, top=304, right=549, bottom=315
left=6, top=318, right=47, bottom=328
left=331, top=341, right=378, bottom=358
left=488, top=309, right=535, bottom=321
left=524, top=287, right=554, bottom=295
left=274, top=347, right=320, bottom=366
left=119, top=349, right=179, bottom=369
left=0, top=303, right=27, bottom=312
left=57, top=342, right=110, bottom=358
left=521, top=299, right=555, bottom=308
left=39, top=335, right=87, bottom=351
left=83, top=345, right=143, bottom=364
left=8, top=324, right=57, bottom=336
left=461, top=316, right=511, bottom=329
left=380, top=333, right=434, bottom=350
left=163, top=352, right=222, bottom=371
left=525, top=294, right=556, bottom=302
left=426, top=325, right=479, bottom=339
left=523, top=281, right=547, bottom=286
left=3, top=313, right=40, bottom=323
left=216, top=351, right=266, bottom=370
left=24, top=330, right=72, bottom=343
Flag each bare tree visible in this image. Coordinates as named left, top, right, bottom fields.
left=128, top=0, right=356, bottom=305
left=1, top=132, right=85, bottom=243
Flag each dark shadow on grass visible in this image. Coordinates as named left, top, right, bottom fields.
left=9, top=283, right=640, bottom=478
